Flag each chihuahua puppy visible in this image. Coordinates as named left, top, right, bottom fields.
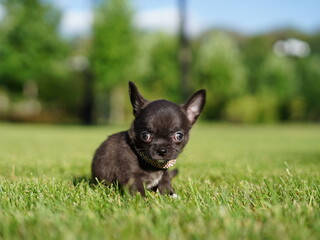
left=92, top=81, right=206, bottom=197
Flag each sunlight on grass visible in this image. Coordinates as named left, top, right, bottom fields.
left=0, top=123, right=319, bottom=239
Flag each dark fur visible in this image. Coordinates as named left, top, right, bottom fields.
left=92, top=81, right=206, bottom=196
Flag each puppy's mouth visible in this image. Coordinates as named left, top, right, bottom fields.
left=157, top=159, right=171, bottom=163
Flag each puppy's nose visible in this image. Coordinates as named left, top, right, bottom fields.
left=156, top=148, right=167, bottom=157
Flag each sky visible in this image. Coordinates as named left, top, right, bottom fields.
left=52, top=0, right=320, bottom=36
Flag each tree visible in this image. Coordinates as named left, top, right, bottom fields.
left=297, top=56, right=320, bottom=121
left=0, top=0, right=67, bottom=95
left=140, top=33, right=180, bottom=102
left=0, top=0, right=79, bottom=122
left=91, top=0, right=136, bottom=123
left=177, top=0, right=191, bottom=99
left=194, top=31, right=247, bottom=119
left=241, top=35, right=273, bottom=93
left=257, top=54, right=298, bottom=120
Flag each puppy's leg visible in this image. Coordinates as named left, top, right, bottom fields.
left=128, top=178, right=146, bottom=197
left=157, top=170, right=175, bottom=196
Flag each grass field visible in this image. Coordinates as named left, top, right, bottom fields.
left=0, top=123, right=319, bottom=240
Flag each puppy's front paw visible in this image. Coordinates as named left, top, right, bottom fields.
left=170, top=193, right=179, bottom=199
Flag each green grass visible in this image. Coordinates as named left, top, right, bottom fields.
left=0, top=123, right=319, bottom=240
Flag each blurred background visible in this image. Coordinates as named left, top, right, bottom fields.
left=0, top=0, right=319, bottom=124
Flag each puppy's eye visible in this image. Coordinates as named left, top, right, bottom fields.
left=173, top=131, right=184, bottom=142
left=140, top=131, right=152, bottom=142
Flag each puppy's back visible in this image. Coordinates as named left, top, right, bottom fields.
left=91, top=131, right=133, bottom=184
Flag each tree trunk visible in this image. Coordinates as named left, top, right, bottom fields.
left=178, top=0, right=191, bottom=100
left=81, top=69, right=95, bottom=125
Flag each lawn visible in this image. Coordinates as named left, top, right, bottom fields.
left=0, top=123, right=319, bottom=240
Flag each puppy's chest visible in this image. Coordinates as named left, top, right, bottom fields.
left=144, top=171, right=164, bottom=189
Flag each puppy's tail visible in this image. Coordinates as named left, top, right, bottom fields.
left=168, top=169, right=179, bottom=179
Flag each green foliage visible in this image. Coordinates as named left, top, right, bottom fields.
left=0, top=0, right=67, bottom=92
left=257, top=54, right=298, bottom=103
left=224, top=95, right=260, bottom=123
left=252, top=54, right=298, bottom=121
left=91, top=0, right=136, bottom=90
left=0, top=0, right=80, bottom=119
left=224, top=94, right=279, bottom=123
left=0, top=0, right=319, bottom=123
left=241, top=35, right=273, bottom=93
left=194, top=31, right=247, bottom=119
left=139, top=34, right=180, bottom=102
left=296, top=56, right=320, bottom=121
left=0, top=123, right=319, bottom=239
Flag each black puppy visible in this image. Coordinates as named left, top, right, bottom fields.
left=92, top=81, right=206, bottom=197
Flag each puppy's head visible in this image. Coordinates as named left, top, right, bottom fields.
left=128, top=81, right=206, bottom=166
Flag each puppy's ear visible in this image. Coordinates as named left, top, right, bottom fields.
left=182, top=89, right=206, bottom=125
left=128, top=81, right=148, bottom=116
